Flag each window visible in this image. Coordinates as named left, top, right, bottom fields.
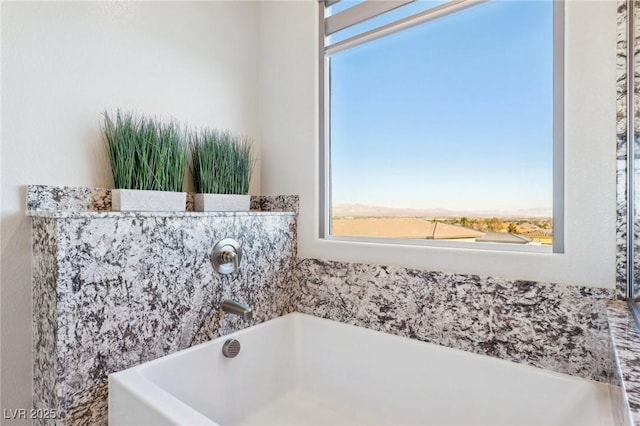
left=256, top=0, right=614, bottom=286
left=321, top=0, right=562, bottom=252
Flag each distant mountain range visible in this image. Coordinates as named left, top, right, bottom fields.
left=332, top=204, right=552, bottom=219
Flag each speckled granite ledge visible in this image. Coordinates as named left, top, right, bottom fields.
left=607, top=300, right=640, bottom=425
left=28, top=211, right=294, bottom=219
left=251, top=194, right=299, bottom=214
left=26, top=184, right=299, bottom=214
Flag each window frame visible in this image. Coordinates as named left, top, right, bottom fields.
left=319, top=0, right=564, bottom=254
left=307, top=0, right=617, bottom=288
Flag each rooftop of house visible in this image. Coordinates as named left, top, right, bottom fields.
left=429, top=222, right=486, bottom=240
left=476, top=232, right=533, bottom=244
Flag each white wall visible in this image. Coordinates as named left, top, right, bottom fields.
left=259, top=0, right=617, bottom=288
left=0, top=1, right=3, bottom=415
left=1, top=1, right=260, bottom=419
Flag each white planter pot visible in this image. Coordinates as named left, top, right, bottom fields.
left=111, top=189, right=186, bottom=212
left=193, top=193, right=250, bottom=212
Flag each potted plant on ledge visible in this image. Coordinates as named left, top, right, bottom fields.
left=103, top=110, right=187, bottom=211
left=190, top=128, right=253, bottom=212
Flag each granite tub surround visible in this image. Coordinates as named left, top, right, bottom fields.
left=27, top=184, right=300, bottom=214
left=295, top=258, right=616, bottom=382
left=31, top=211, right=297, bottom=425
left=607, top=300, right=640, bottom=425
left=32, top=217, right=63, bottom=423
left=605, top=316, right=633, bottom=426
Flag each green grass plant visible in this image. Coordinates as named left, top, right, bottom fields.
left=102, top=110, right=186, bottom=192
left=190, top=128, right=253, bottom=194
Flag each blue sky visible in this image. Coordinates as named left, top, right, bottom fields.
left=329, top=0, right=553, bottom=215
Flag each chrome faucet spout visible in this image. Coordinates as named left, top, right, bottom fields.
left=221, top=300, right=253, bottom=321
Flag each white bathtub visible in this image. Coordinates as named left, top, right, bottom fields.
left=109, top=313, right=615, bottom=426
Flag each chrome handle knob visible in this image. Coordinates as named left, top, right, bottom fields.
left=211, top=239, right=242, bottom=274
left=221, top=250, right=239, bottom=270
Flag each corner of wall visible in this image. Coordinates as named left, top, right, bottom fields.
left=0, top=0, right=4, bottom=414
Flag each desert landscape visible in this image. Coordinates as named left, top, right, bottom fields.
left=331, top=205, right=553, bottom=245
left=332, top=216, right=553, bottom=245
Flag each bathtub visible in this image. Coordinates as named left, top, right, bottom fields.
left=109, top=313, right=615, bottom=425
